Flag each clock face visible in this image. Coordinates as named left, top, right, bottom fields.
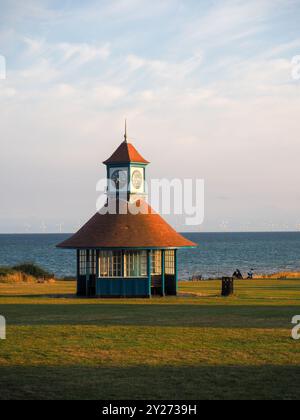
left=111, top=170, right=128, bottom=189
left=132, top=170, right=143, bottom=190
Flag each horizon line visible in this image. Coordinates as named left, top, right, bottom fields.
left=0, top=231, right=300, bottom=235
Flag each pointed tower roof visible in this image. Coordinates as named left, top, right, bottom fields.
left=104, top=122, right=149, bottom=165
left=103, top=142, right=150, bottom=165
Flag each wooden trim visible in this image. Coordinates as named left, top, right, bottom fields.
left=121, top=250, right=125, bottom=277
left=175, top=249, right=178, bottom=296
left=96, top=249, right=100, bottom=298
left=161, top=250, right=165, bottom=297
left=86, top=249, right=90, bottom=297
left=96, top=249, right=99, bottom=278
left=147, top=250, right=151, bottom=298
left=76, top=249, right=80, bottom=296
left=58, top=246, right=195, bottom=250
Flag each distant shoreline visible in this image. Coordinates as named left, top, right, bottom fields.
left=185, top=272, right=300, bottom=281
left=0, top=231, right=300, bottom=235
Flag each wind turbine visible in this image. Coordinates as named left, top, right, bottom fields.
left=24, top=223, right=31, bottom=233
left=56, top=222, right=64, bottom=234
left=40, top=221, right=47, bottom=233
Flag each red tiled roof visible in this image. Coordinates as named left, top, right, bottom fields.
left=103, top=141, right=149, bottom=165
left=57, top=200, right=197, bottom=249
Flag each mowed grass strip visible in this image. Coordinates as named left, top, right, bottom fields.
left=0, top=279, right=300, bottom=400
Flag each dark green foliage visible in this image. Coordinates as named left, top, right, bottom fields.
left=12, top=263, right=53, bottom=279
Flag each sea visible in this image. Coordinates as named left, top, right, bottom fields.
left=0, top=232, right=299, bottom=279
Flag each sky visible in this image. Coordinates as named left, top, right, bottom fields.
left=0, top=0, right=300, bottom=233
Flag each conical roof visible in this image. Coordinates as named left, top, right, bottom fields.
left=57, top=200, right=196, bottom=249
left=103, top=141, right=149, bottom=165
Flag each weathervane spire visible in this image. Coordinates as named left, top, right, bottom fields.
left=124, top=119, right=128, bottom=143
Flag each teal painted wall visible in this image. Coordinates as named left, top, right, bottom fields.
left=96, top=278, right=149, bottom=297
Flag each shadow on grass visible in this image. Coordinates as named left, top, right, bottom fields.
left=0, top=303, right=296, bottom=328
left=0, top=364, right=299, bottom=400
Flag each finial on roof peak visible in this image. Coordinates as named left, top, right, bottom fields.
left=124, top=119, right=128, bottom=143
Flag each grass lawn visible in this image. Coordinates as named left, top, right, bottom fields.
left=0, top=279, right=300, bottom=400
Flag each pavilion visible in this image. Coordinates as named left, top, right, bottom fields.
left=57, top=127, right=197, bottom=297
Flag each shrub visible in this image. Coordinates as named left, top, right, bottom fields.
left=0, top=266, right=16, bottom=277
left=12, top=263, right=54, bottom=280
left=0, top=272, right=37, bottom=284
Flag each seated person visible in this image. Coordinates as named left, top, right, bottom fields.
left=233, top=269, right=243, bottom=279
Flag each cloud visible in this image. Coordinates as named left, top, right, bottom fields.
left=19, top=58, right=61, bottom=84
left=93, top=85, right=127, bottom=103
left=184, top=0, right=268, bottom=40
left=57, top=42, right=111, bottom=65
left=23, top=37, right=110, bottom=64
left=1, top=0, right=300, bottom=232
left=10, top=38, right=112, bottom=91
left=0, top=86, right=16, bottom=98
left=126, top=53, right=203, bottom=82
left=75, top=0, right=176, bottom=22
left=23, top=37, right=45, bottom=54
left=0, top=0, right=62, bottom=25
left=181, top=0, right=297, bottom=52
left=266, top=39, right=300, bottom=58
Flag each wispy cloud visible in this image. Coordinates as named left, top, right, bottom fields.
left=57, top=42, right=111, bottom=64
left=183, top=0, right=270, bottom=41
left=0, top=0, right=62, bottom=24
left=126, top=53, right=203, bottom=82
left=266, top=39, right=300, bottom=58
left=23, top=37, right=111, bottom=64
left=1, top=0, right=300, bottom=231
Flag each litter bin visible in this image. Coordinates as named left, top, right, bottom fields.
left=222, top=277, right=234, bottom=297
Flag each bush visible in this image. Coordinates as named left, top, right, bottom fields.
left=0, top=266, right=16, bottom=277
left=12, top=263, right=54, bottom=280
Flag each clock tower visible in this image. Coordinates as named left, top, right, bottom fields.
left=103, top=123, right=149, bottom=203
left=58, top=121, right=197, bottom=298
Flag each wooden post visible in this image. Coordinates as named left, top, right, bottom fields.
left=147, top=250, right=152, bottom=298
left=175, top=249, right=178, bottom=296
left=161, top=250, right=165, bottom=297
left=86, top=249, right=90, bottom=297
left=76, top=249, right=80, bottom=296
left=121, top=250, right=125, bottom=298
left=96, top=249, right=99, bottom=297
left=121, top=250, right=125, bottom=277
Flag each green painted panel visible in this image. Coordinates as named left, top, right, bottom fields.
left=96, top=278, right=149, bottom=297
